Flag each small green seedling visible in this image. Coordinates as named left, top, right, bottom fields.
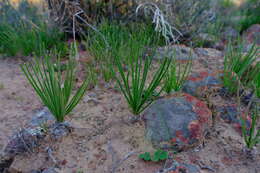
left=139, top=150, right=168, bottom=162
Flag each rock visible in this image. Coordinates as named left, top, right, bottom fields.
left=0, top=127, right=46, bottom=172
left=157, top=160, right=201, bottom=173
left=42, top=167, right=59, bottom=173
left=183, top=71, right=222, bottom=97
left=223, top=27, right=239, bottom=40
left=154, top=45, right=198, bottom=61
left=143, top=93, right=212, bottom=151
left=243, top=24, right=260, bottom=45
left=49, top=122, right=73, bottom=140
left=30, top=107, right=55, bottom=128
left=217, top=105, right=251, bottom=133
left=3, top=128, right=45, bottom=158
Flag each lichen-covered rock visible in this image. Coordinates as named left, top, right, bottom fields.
left=143, top=93, right=212, bottom=151
left=157, top=160, right=201, bottom=173
left=183, top=71, right=222, bottom=97
left=217, top=105, right=252, bottom=134
left=154, top=45, right=198, bottom=60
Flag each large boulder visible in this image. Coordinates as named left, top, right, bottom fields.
left=143, top=93, right=212, bottom=151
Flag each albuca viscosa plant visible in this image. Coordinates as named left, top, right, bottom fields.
left=223, top=43, right=259, bottom=94
left=115, top=46, right=171, bottom=115
left=21, top=48, right=89, bottom=122
left=164, top=58, right=192, bottom=94
left=241, top=103, right=260, bottom=149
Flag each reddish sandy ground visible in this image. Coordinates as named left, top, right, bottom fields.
left=0, top=48, right=260, bottom=173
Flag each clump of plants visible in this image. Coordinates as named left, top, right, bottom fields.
left=223, top=43, right=259, bottom=94
left=239, top=0, right=260, bottom=32
left=0, top=0, right=67, bottom=57
left=0, top=23, right=67, bottom=56
left=115, top=43, right=171, bottom=115
left=241, top=103, right=260, bottom=149
left=21, top=47, right=89, bottom=122
left=164, top=57, right=192, bottom=94
left=85, top=20, right=164, bottom=83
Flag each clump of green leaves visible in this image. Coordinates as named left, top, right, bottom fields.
left=223, top=43, right=259, bottom=94
left=21, top=48, right=89, bottom=122
left=239, top=0, right=260, bottom=32
left=164, top=58, right=192, bottom=94
left=139, top=150, right=168, bottom=162
left=85, top=20, right=164, bottom=83
left=0, top=22, right=67, bottom=57
left=115, top=45, right=171, bottom=115
left=0, top=0, right=67, bottom=57
left=241, top=104, right=260, bottom=149
left=254, top=73, right=260, bottom=99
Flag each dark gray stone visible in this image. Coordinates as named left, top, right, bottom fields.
left=143, top=94, right=212, bottom=151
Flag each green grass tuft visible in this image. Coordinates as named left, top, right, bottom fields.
left=21, top=47, right=89, bottom=122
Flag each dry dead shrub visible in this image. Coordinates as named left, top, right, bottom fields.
left=45, top=0, right=138, bottom=34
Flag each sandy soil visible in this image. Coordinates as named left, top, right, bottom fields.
left=1, top=48, right=260, bottom=173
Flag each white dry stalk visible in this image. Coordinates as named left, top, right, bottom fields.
left=136, top=2, right=182, bottom=44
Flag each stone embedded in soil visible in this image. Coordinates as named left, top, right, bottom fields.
left=183, top=71, right=222, bottom=97
left=157, top=160, right=201, bottom=173
left=0, top=128, right=45, bottom=172
left=48, top=122, right=73, bottom=140
left=3, top=128, right=45, bottom=158
left=30, top=107, right=55, bottom=128
left=154, top=45, right=198, bottom=60
left=143, top=93, right=212, bottom=151
left=217, top=105, right=251, bottom=133
left=0, top=112, right=72, bottom=172
left=243, top=24, right=260, bottom=46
